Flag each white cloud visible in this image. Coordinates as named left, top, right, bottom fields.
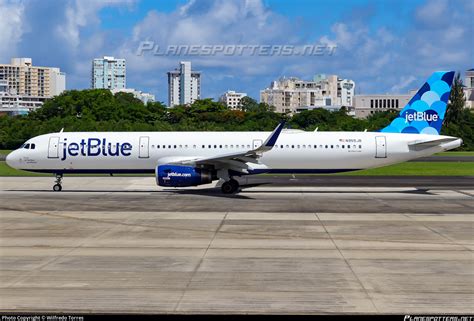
left=0, top=0, right=25, bottom=62
left=56, top=0, right=136, bottom=49
left=390, top=75, right=416, bottom=93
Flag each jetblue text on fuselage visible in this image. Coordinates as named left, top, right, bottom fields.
left=405, top=111, right=439, bottom=123
left=61, top=138, right=132, bottom=161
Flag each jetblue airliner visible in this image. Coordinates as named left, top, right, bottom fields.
left=6, top=71, right=462, bottom=193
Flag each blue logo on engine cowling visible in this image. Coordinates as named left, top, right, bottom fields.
left=61, top=138, right=132, bottom=161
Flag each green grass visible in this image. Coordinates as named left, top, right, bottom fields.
left=341, top=162, right=474, bottom=176
left=1, top=160, right=473, bottom=177
left=435, top=151, right=474, bottom=156
left=0, top=161, right=49, bottom=176
left=0, top=150, right=12, bottom=156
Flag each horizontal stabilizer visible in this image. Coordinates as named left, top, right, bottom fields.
left=408, top=137, right=459, bottom=149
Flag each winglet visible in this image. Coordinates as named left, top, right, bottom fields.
left=260, top=121, right=285, bottom=151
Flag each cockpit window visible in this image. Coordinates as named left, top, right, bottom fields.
left=24, top=143, right=30, bottom=149
left=31, top=143, right=36, bottom=150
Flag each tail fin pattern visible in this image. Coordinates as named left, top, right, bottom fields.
left=381, top=71, right=455, bottom=135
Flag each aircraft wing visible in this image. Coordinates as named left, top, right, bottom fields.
left=165, top=121, right=285, bottom=173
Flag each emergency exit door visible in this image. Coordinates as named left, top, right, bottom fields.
left=139, top=136, right=149, bottom=158
left=375, top=136, right=387, bottom=158
left=253, top=139, right=263, bottom=149
left=48, top=136, right=60, bottom=158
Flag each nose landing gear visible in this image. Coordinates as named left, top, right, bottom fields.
left=221, top=178, right=240, bottom=194
left=53, top=174, right=63, bottom=192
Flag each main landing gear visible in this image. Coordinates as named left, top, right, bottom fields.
left=221, top=178, right=240, bottom=194
left=53, top=173, right=63, bottom=192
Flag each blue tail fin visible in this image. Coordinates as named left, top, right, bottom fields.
left=381, top=71, right=455, bottom=135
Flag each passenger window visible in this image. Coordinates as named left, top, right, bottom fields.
left=179, top=145, right=183, bottom=148
left=325, top=145, right=328, bottom=149
left=342, top=145, right=345, bottom=149
left=157, top=145, right=160, bottom=149
left=336, top=145, right=339, bottom=148
left=291, top=145, right=294, bottom=149
left=247, top=145, right=250, bottom=148
left=225, top=145, right=228, bottom=148
left=230, top=145, right=234, bottom=148
left=219, top=145, right=222, bottom=148
left=359, top=145, right=362, bottom=149
left=168, top=145, right=171, bottom=149
left=193, top=145, right=196, bottom=148
left=297, top=145, right=300, bottom=148
left=208, top=145, right=211, bottom=148
left=280, top=145, right=283, bottom=148
left=331, top=145, right=333, bottom=149
left=163, top=145, right=166, bottom=149
left=314, top=145, right=317, bottom=149
left=347, top=145, right=350, bottom=149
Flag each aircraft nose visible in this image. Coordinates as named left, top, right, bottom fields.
left=5, top=151, right=18, bottom=168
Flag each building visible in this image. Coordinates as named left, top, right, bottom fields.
left=260, top=74, right=355, bottom=113
left=167, top=61, right=201, bottom=107
left=464, top=68, right=474, bottom=109
left=353, top=94, right=411, bottom=118
left=219, top=90, right=247, bottom=109
left=91, top=56, right=126, bottom=90
left=0, top=58, right=65, bottom=115
left=0, top=58, right=65, bottom=97
left=111, top=88, right=155, bottom=104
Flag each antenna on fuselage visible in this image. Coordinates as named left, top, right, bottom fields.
left=59, top=128, right=64, bottom=133
left=314, top=127, right=319, bottom=132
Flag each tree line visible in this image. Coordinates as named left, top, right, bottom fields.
left=0, top=73, right=472, bottom=150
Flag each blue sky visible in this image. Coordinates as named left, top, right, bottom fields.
left=1, top=0, right=472, bottom=104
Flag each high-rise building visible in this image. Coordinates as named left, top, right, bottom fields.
left=0, top=58, right=65, bottom=97
left=167, top=61, right=201, bottom=107
left=260, top=74, right=355, bottom=113
left=91, top=56, right=126, bottom=90
left=219, top=90, right=247, bottom=109
left=0, top=58, right=66, bottom=115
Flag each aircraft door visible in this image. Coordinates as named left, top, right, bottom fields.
left=253, top=139, right=263, bottom=149
left=375, top=136, right=387, bottom=158
left=139, top=136, right=150, bottom=158
left=48, top=136, right=60, bottom=158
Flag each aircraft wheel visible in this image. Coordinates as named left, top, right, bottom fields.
left=221, top=179, right=239, bottom=194
left=229, top=178, right=240, bottom=192
left=221, top=181, right=235, bottom=194
left=53, top=184, right=62, bottom=192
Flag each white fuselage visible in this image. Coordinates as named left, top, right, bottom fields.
left=6, top=130, right=462, bottom=174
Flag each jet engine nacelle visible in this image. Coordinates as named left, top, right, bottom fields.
left=156, top=165, right=216, bottom=187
